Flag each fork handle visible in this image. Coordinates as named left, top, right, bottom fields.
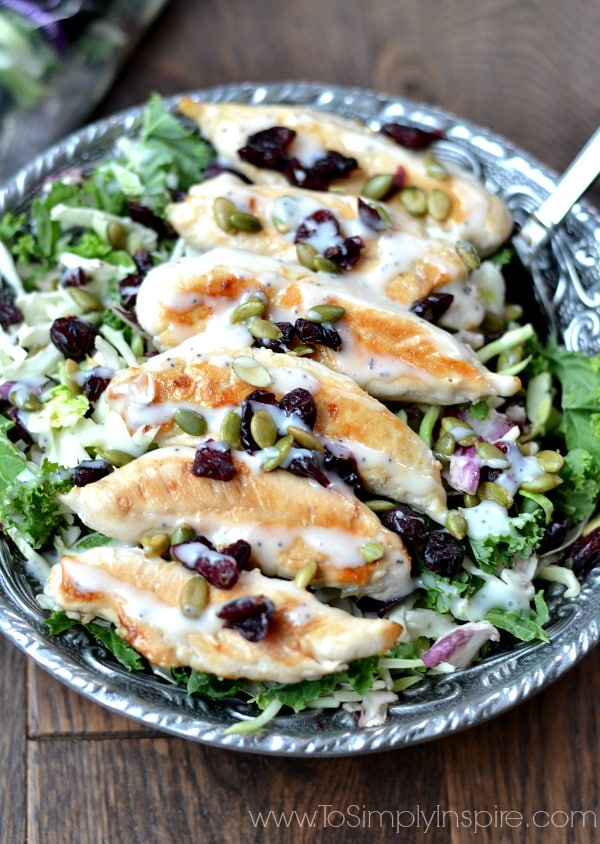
left=519, top=126, right=600, bottom=250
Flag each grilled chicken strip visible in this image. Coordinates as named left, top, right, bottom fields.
left=46, top=548, right=401, bottom=683
left=134, top=248, right=520, bottom=403
left=167, top=172, right=469, bottom=306
left=105, top=345, right=448, bottom=523
left=178, top=98, right=513, bottom=255
left=60, top=446, right=414, bottom=600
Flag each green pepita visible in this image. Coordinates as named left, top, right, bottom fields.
left=250, top=409, right=278, bottom=449
left=364, top=499, right=397, bottom=512
left=96, top=448, right=135, bottom=467
left=294, top=559, right=318, bottom=589
left=220, top=410, right=242, bottom=448
left=232, top=355, right=272, bottom=387
left=229, top=210, right=263, bottom=233
left=535, top=450, right=564, bottom=473
left=287, top=344, right=314, bottom=356
left=213, top=196, right=238, bottom=232
left=9, top=388, right=43, bottom=411
left=230, top=297, right=266, bottom=323
left=456, top=240, right=481, bottom=270
left=63, top=359, right=82, bottom=395
left=170, top=525, right=196, bottom=546
left=478, top=481, right=512, bottom=508
left=296, top=242, right=317, bottom=270
left=247, top=317, right=283, bottom=340
left=180, top=575, right=209, bottom=618
left=399, top=186, right=427, bottom=216
left=520, top=473, right=563, bottom=493
left=141, top=533, right=171, bottom=556
left=313, top=255, right=342, bottom=274
left=305, top=303, right=346, bottom=324
left=69, top=286, right=101, bottom=311
left=445, top=510, right=468, bottom=540
left=427, top=188, right=451, bottom=221
left=106, top=220, right=127, bottom=249
left=424, top=153, right=449, bottom=180
left=173, top=407, right=207, bottom=437
left=361, top=173, right=394, bottom=201
left=286, top=425, right=324, bottom=452
left=433, top=432, right=456, bottom=457
left=359, top=542, right=386, bottom=562
left=463, top=493, right=480, bottom=508
left=474, top=441, right=510, bottom=466
left=262, top=435, right=294, bottom=471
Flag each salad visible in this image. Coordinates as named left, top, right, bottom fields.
left=1, top=93, right=599, bottom=735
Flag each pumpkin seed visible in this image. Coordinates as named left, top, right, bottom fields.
left=478, top=481, right=512, bottom=508
left=250, top=409, right=277, bottom=448
left=535, top=449, right=564, bottom=473
left=286, top=425, right=324, bottom=452
left=69, top=286, right=101, bottom=311
left=456, top=240, right=481, bottom=270
left=305, top=304, right=346, bottom=324
left=361, top=173, right=394, bottom=201
left=520, top=473, right=563, bottom=493
left=433, top=432, right=456, bottom=457
left=294, top=559, right=318, bottom=589
left=399, top=186, right=427, bottom=216
left=504, top=303, right=524, bottom=322
left=96, top=448, right=135, bottom=467
left=424, top=153, right=449, bottom=180
left=106, top=220, right=127, bottom=249
left=313, top=255, right=342, bottom=274
left=463, top=493, right=480, bottom=508
left=232, top=355, right=272, bottom=387
left=63, top=359, right=82, bottom=395
left=173, top=407, right=207, bottom=437
left=141, top=533, right=171, bottom=556
left=427, top=188, right=451, bottom=221
left=230, top=297, right=265, bottom=323
left=262, top=435, right=294, bottom=471
left=170, top=524, right=196, bottom=546
left=247, top=317, right=283, bottom=340
left=364, top=499, right=397, bottom=512
left=474, top=441, right=510, bottom=466
left=9, top=388, right=42, bottom=411
left=359, top=542, right=385, bottom=562
left=287, top=344, right=314, bottom=356
left=296, top=242, right=317, bottom=270
left=213, top=196, right=238, bottom=232
left=445, top=510, right=468, bottom=540
left=229, top=210, right=263, bottom=233
left=180, top=575, right=209, bottom=618
left=220, top=410, right=242, bottom=448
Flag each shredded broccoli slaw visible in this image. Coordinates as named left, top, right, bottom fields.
left=1, top=94, right=599, bottom=734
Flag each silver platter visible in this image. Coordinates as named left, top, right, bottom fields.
left=1, top=81, right=599, bottom=756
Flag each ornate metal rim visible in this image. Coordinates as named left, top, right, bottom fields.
left=1, top=81, right=599, bottom=756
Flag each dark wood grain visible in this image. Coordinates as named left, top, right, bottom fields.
left=3, top=2, right=600, bottom=842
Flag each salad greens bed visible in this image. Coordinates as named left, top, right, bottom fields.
left=1, top=94, right=600, bottom=733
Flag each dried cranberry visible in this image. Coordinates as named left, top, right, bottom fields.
left=569, top=528, right=600, bottom=577
left=0, top=301, right=23, bottom=328
left=119, top=274, right=143, bottom=309
left=294, top=209, right=340, bottom=244
left=538, top=516, right=572, bottom=555
left=287, top=452, right=330, bottom=487
left=285, top=150, right=358, bottom=190
left=127, top=201, right=175, bottom=239
left=324, top=235, right=364, bottom=270
left=192, top=442, right=236, bottom=481
left=60, top=267, right=88, bottom=287
left=4, top=405, right=32, bottom=444
left=50, top=316, right=98, bottom=362
left=294, top=318, right=342, bottom=350
left=132, top=249, right=154, bottom=275
left=410, top=292, right=454, bottom=323
left=221, top=539, right=252, bottom=570
left=82, top=371, right=111, bottom=403
left=380, top=123, right=444, bottom=149
left=278, top=387, right=317, bottom=428
left=381, top=506, right=426, bottom=548
left=245, top=389, right=278, bottom=406
left=72, top=459, right=114, bottom=486
left=238, top=126, right=296, bottom=170
left=203, top=163, right=253, bottom=184
left=171, top=539, right=239, bottom=588
left=323, top=448, right=361, bottom=488
left=422, top=530, right=464, bottom=578
left=217, top=594, right=275, bottom=642
left=358, top=197, right=388, bottom=232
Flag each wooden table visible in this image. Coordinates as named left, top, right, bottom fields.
left=3, top=2, right=600, bottom=842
